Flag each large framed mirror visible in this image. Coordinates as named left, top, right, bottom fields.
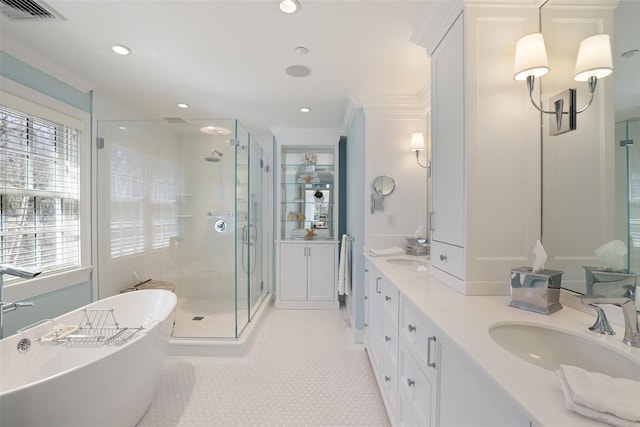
left=540, top=0, right=640, bottom=310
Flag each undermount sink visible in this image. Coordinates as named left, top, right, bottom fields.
left=385, top=258, right=428, bottom=270
left=489, top=322, right=640, bottom=381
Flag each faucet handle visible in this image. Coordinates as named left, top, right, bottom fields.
left=585, top=303, right=615, bottom=335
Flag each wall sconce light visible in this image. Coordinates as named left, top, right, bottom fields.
left=514, top=33, right=612, bottom=136
left=410, top=132, right=429, bottom=170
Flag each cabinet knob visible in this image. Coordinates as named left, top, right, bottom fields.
left=407, top=378, right=415, bottom=387
left=439, top=254, right=447, bottom=261
left=384, top=335, right=391, bottom=342
left=385, top=295, right=391, bottom=301
left=364, top=323, right=368, bottom=327
left=384, top=376, right=391, bottom=383
left=364, top=296, right=368, bottom=300
left=408, top=324, right=416, bottom=333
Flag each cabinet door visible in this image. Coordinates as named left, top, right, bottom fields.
left=365, top=263, right=383, bottom=370
left=438, top=335, right=531, bottom=426
left=279, top=243, right=308, bottom=301
left=307, top=243, right=336, bottom=301
left=431, top=13, right=465, bottom=248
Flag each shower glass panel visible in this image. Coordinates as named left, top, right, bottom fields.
left=96, top=119, right=270, bottom=339
left=622, top=119, right=640, bottom=273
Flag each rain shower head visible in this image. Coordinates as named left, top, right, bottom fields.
left=205, top=149, right=223, bottom=162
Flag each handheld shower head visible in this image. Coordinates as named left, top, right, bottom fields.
left=205, top=149, right=223, bottom=162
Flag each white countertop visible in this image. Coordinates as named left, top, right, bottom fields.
left=365, top=254, right=640, bottom=427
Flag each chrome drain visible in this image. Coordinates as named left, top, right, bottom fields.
left=17, top=338, right=31, bottom=353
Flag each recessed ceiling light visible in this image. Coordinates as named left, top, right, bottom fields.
left=294, top=46, right=309, bottom=55
left=118, top=126, right=127, bottom=130
left=285, top=65, right=311, bottom=78
left=177, top=103, right=189, bottom=109
left=279, top=0, right=300, bottom=14
left=300, top=107, right=311, bottom=113
left=111, top=44, right=132, bottom=55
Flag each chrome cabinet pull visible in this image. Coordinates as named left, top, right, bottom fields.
left=385, top=295, right=391, bottom=301
left=408, top=324, right=416, bottom=332
left=384, top=376, right=391, bottom=382
left=439, top=254, right=447, bottom=261
left=407, top=378, right=415, bottom=387
left=376, top=277, right=381, bottom=294
left=427, top=336, right=437, bottom=369
left=308, top=247, right=311, bottom=256
left=384, top=335, right=391, bottom=342
left=429, top=212, right=435, bottom=231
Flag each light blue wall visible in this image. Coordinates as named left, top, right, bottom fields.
left=1, top=51, right=93, bottom=335
left=346, top=109, right=365, bottom=330
left=2, top=281, right=93, bottom=336
left=0, top=51, right=92, bottom=113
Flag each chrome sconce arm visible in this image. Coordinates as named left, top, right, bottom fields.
left=514, top=33, right=612, bottom=136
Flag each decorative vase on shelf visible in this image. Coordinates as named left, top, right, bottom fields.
left=303, top=153, right=317, bottom=165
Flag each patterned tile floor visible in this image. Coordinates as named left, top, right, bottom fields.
left=138, top=306, right=390, bottom=427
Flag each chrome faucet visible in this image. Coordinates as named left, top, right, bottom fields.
left=579, top=295, right=640, bottom=348
left=0, top=264, right=41, bottom=339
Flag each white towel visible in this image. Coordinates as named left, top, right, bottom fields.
left=367, top=246, right=404, bottom=257
left=556, top=364, right=640, bottom=427
left=338, top=234, right=351, bottom=295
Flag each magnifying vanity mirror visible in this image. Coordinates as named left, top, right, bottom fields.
left=540, top=0, right=640, bottom=311
left=372, top=175, right=396, bottom=196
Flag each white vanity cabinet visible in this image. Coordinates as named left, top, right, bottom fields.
left=417, top=3, right=541, bottom=295
left=276, top=241, right=337, bottom=309
left=438, top=333, right=531, bottom=426
left=397, top=295, right=439, bottom=426
left=363, top=259, right=401, bottom=421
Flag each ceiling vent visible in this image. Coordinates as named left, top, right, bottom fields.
left=0, top=0, right=65, bottom=21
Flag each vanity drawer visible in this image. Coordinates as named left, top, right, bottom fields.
left=399, top=340, right=434, bottom=426
left=399, top=296, right=439, bottom=374
left=431, top=240, right=465, bottom=279
left=382, top=313, right=399, bottom=366
left=381, top=348, right=399, bottom=420
left=380, top=276, right=399, bottom=325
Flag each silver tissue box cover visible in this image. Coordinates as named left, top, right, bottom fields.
left=508, top=267, right=564, bottom=315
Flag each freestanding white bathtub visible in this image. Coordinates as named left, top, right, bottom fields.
left=0, top=289, right=177, bottom=427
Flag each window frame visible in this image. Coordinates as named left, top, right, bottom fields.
left=1, top=86, right=92, bottom=302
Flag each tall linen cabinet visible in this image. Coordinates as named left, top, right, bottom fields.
left=274, top=131, right=340, bottom=309
left=413, top=1, right=542, bottom=295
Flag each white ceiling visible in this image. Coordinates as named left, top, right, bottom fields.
left=0, top=0, right=431, bottom=137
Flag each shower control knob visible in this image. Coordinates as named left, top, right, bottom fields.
left=214, top=220, right=227, bottom=233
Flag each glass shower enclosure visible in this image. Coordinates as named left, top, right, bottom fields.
left=96, top=119, right=271, bottom=338
left=617, top=118, right=640, bottom=274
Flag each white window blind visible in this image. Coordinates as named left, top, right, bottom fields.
left=0, top=104, right=80, bottom=276
left=109, top=143, right=179, bottom=258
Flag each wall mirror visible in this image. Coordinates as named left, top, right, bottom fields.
left=372, top=175, right=396, bottom=196
left=540, top=0, right=640, bottom=311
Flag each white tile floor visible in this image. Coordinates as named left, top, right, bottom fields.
left=138, top=306, right=390, bottom=427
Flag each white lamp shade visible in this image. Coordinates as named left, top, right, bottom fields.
left=514, top=33, right=550, bottom=81
left=410, top=132, right=425, bottom=151
left=574, top=34, right=613, bottom=81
